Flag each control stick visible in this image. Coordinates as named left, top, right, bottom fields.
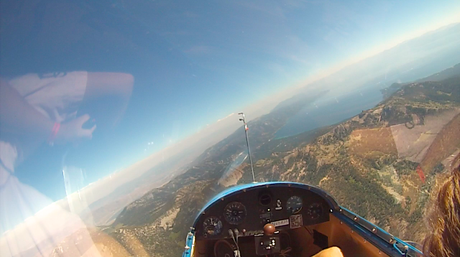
left=264, top=223, right=276, bottom=236
left=255, top=224, right=281, bottom=255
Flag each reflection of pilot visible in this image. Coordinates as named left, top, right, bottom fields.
left=423, top=163, right=460, bottom=257
left=0, top=71, right=133, bottom=256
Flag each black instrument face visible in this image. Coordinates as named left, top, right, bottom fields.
left=203, top=216, right=223, bottom=236
left=286, top=196, right=303, bottom=214
left=259, top=192, right=272, bottom=206
left=306, top=203, right=323, bottom=220
left=224, top=202, right=247, bottom=225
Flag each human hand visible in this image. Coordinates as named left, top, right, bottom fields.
left=55, top=114, right=96, bottom=144
left=312, top=247, right=344, bottom=257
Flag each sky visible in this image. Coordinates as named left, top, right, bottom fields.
left=4, top=0, right=460, bottom=200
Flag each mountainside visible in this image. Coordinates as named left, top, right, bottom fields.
left=104, top=67, right=460, bottom=257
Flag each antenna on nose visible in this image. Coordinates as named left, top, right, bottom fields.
left=238, top=112, right=255, bottom=183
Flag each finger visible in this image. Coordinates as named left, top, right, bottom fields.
left=89, top=125, right=96, bottom=139
left=90, top=124, right=97, bottom=133
left=79, top=114, right=91, bottom=125
left=83, top=125, right=97, bottom=139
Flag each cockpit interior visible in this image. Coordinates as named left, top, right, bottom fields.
left=184, top=182, right=422, bottom=257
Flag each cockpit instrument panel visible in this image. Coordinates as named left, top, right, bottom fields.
left=194, top=183, right=332, bottom=240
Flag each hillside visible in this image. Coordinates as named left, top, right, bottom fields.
left=104, top=67, right=460, bottom=257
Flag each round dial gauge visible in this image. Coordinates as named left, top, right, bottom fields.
left=224, top=202, right=247, bottom=225
left=306, top=203, right=323, bottom=219
left=203, top=216, right=223, bottom=236
left=286, top=196, right=303, bottom=214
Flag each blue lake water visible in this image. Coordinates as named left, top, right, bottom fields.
left=275, top=87, right=383, bottom=138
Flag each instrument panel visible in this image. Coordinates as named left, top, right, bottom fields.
left=194, top=183, right=331, bottom=240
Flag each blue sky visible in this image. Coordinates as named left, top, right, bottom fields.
left=9, top=0, right=460, bottom=200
